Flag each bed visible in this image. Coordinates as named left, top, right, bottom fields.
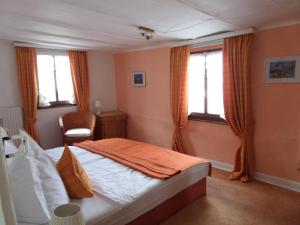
left=4, top=133, right=210, bottom=225
left=47, top=145, right=209, bottom=225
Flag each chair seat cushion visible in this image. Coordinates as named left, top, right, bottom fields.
left=65, top=128, right=92, bottom=138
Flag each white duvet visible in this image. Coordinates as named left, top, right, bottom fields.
left=47, top=146, right=161, bottom=205
left=21, top=146, right=209, bottom=225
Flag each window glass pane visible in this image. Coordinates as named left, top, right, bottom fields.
left=37, top=55, right=56, bottom=105
left=188, top=54, right=205, bottom=114
left=55, top=55, right=75, bottom=103
left=206, top=51, right=224, bottom=118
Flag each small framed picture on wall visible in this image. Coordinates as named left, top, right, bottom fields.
left=265, top=56, right=300, bottom=83
left=132, top=71, right=146, bottom=87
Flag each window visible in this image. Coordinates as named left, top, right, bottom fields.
left=37, top=50, right=75, bottom=108
left=188, top=50, right=226, bottom=123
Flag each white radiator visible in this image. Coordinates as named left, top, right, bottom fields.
left=0, top=107, right=23, bottom=136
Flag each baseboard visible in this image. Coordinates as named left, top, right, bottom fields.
left=254, top=172, right=300, bottom=193
left=205, top=158, right=300, bottom=193
left=207, top=159, right=234, bottom=172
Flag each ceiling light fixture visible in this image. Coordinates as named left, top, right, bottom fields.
left=138, top=26, right=155, bottom=40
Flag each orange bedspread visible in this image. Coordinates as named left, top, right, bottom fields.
left=75, top=138, right=210, bottom=180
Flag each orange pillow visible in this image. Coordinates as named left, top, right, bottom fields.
left=56, top=145, right=93, bottom=198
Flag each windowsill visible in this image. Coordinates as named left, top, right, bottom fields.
left=188, top=112, right=227, bottom=125
left=38, top=103, right=77, bottom=110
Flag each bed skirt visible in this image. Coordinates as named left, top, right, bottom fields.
left=127, top=177, right=207, bottom=225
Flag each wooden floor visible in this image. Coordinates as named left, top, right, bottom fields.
left=162, top=168, right=300, bottom=225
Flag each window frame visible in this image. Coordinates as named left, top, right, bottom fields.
left=188, top=48, right=227, bottom=124
left=36, top=49, right=76, bottom=109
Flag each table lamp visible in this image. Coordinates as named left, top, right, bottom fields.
left=95, top=100, right=101, bottom=115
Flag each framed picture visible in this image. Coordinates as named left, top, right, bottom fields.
left=265, top=56, right=300, bottom=83
left=132, top=71, right=146, bottom=87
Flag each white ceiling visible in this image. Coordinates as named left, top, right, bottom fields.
left=0, top=0, right=299, bottom=52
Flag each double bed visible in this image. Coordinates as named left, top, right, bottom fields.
left=49, top=145, right=209, bottom=225
left=5, top=135, right=210, bottom=225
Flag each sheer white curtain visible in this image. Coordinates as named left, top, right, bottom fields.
left=37, top=53, right=75, bottom=107
left=188, top=54, right=205, bottom=114
left=188, top=50, right=224, bottom=118
left=207, top=51, right=224, bottom=118
left=37, top=55, right=54, bottom=107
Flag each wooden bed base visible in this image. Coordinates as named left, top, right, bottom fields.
left=127, top=177, right=207, bottom=225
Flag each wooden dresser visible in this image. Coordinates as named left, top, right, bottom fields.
left=94, top=111, right=127, bottom=140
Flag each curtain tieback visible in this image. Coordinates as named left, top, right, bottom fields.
left=238, top=121, right=255, bottom=139
left=238, top=130, right=247, bottom=139
left=173, top=126, right=180, bottom=133
left=173, top=125, right=185, bottom=132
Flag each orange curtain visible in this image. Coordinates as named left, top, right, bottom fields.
left=223, top=34, right=254, bottom=182
left=170, top=45, right=190, bottom=153
left=16, top=47, right=39, bottom=141
left=69, top=51, right=90, bottom=112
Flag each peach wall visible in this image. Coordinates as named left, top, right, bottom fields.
left=115, top=48, right=173, bottom=148
left=88, top=51, right=117, bottom=113
left=252, top=24, right=300, bottom=182
left=114, top=48, right=239, bottom=165
left=114, top=24, right=300, bottom=182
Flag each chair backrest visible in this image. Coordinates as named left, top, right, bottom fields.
left=59, top=112, right=96, bottom=133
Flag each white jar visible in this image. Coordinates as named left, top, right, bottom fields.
left=50, top=203, right=85, bottom=225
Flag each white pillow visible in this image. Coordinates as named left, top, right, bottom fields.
left=8, top=155, right=51, bottom=223
left=8, top=130, right=70, bottom=224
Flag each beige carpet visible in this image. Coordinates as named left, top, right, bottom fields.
left=162, top=168, right=300, bottom=225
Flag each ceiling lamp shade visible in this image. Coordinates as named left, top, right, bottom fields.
left=139, top=26, right=155, bottom=40
left=50, top=204, right=85, bottom=225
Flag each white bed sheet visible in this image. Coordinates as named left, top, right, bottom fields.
left=19, top=146, right=209, bottom=225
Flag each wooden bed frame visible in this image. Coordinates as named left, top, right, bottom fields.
left=127, top=177, right=207, bottom=225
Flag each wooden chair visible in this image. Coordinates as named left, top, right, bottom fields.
left=59, top=112, right=96, bottom=146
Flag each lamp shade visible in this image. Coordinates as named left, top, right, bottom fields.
left=95, top=100, right=101, bottom=108
left=50, top=204, right=85, bottom=225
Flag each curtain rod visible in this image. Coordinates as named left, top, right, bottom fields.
left=13, top=42, right=89, bottom=51
left=171, top=27, right=255, bottom=48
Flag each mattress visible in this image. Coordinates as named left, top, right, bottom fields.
left=20, top=146, right=209, bottom=225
